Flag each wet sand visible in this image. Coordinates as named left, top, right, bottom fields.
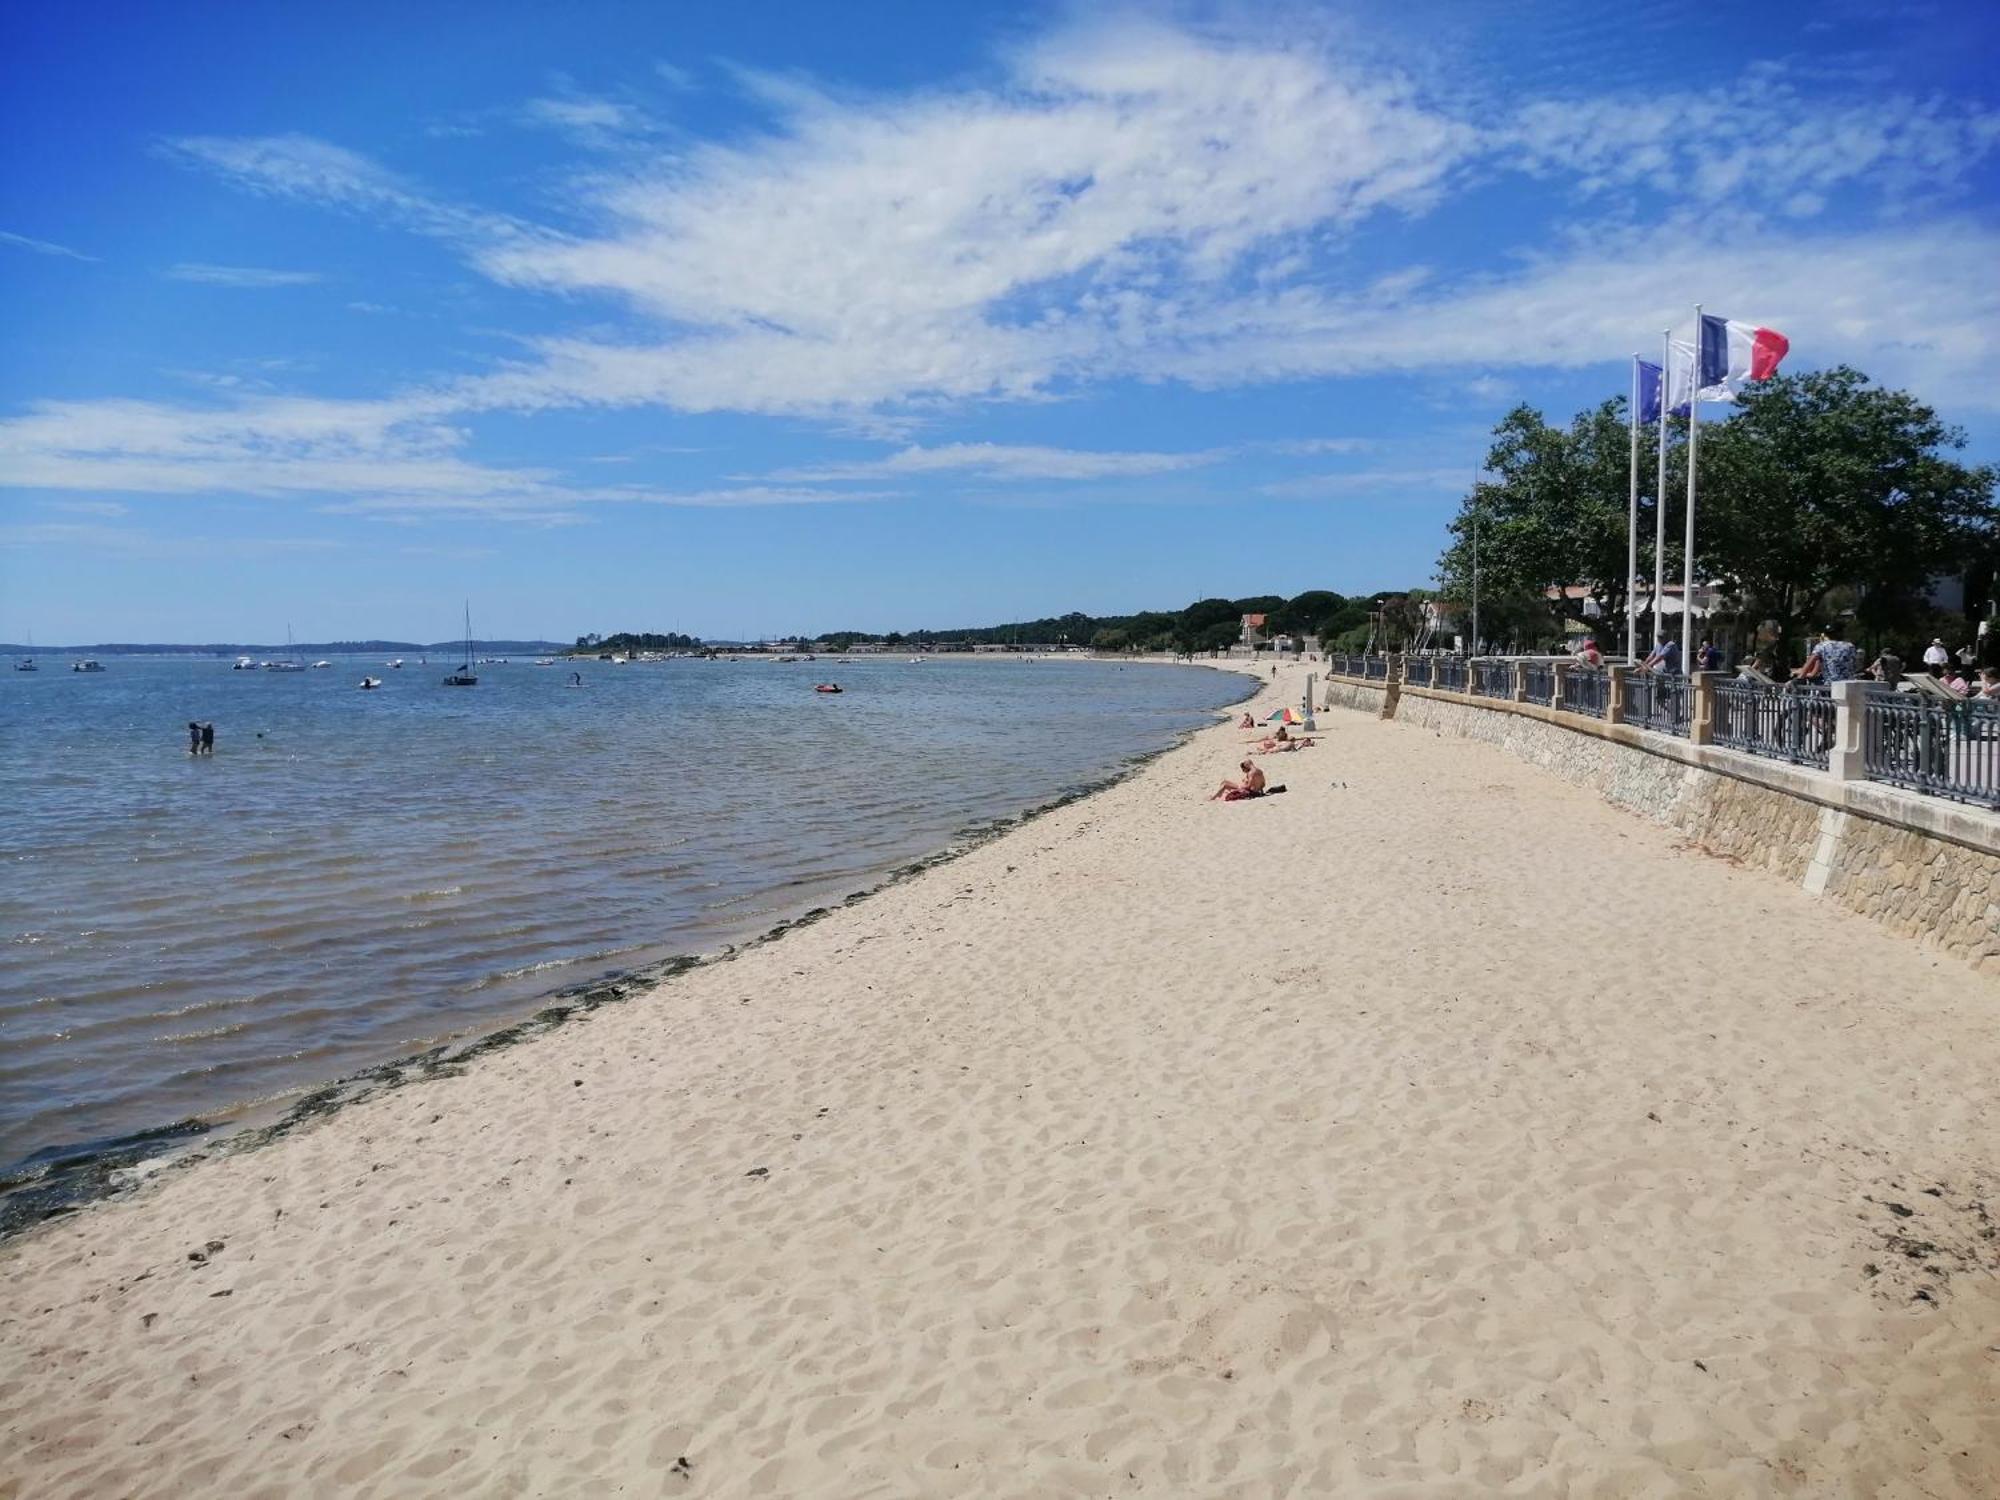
left=4, top=660, right=1997, bottom=1498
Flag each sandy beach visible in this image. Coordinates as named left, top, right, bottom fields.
left=4, top=659, right=1997, bottom=1498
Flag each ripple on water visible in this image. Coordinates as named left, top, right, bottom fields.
left=0, top=655, right=1249, bottom=1178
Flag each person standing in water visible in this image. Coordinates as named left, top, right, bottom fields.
left=187, top=721, right=202, bottom=755
left=200, top=722, right=215, bottom=755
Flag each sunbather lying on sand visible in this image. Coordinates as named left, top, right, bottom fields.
left=1255, top=735, right=1316, bottom=753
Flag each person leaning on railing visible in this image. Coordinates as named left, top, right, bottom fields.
left=1792, top=627, right=1858, bottom=690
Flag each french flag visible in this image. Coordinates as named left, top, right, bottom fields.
left=1697, top=314, right=1789, bottom=398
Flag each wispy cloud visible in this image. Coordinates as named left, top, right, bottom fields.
left=41, top=498, right=131, bottom=518
left=765, top=442, right=1229, bottom=483
left=0, top=521, right=343, bottom=557
left=522, top=93, right=657, bottom=145
left=166, top=263, right=324, bottom=287
left=15, top=12, right=1991, bottom=542
left=1, top=229, right=98, bottom=262
left=1257, top=467, right=1471, bottom=499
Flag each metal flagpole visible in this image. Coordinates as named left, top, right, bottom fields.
left=1653, top=327, right=1669, bottom=652
left=1683, top=304, right=1702, bottom=662
left=1471, top=515, right=1480, bottom=655
left=1627, top=354, right=1640, bottom=661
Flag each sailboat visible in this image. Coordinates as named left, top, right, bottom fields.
left=443, top=603, right=478, bottom=686
left=14, top=630, right=35, bottom=671
left=266, top=625, right=306, bottom=672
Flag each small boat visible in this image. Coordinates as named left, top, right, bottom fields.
left=72, top=658, right=105, bottom=673
left=264, top=625, right=307, bottom=671
left=387, top=659, right=404, bottom=669
left=233, top=656, right=257, bottom=670
left=311, top=660, right=331, bottom=669
left=814, top=682, right=843, bottom=694
left=359, top=676, right=382, bottom=690
left=15, top=631, right=37, bottom=670
left=533, top=657, right=556, bottom=666
left=443, top=602, right=478, bottom=686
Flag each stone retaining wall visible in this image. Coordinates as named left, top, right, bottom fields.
left=1325, top=675, right=2000, bottom=974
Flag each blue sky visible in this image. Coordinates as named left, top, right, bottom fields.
left=2, top=0, right=1996, bottom=643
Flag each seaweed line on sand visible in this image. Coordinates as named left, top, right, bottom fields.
left=0, top=677, right=1253, bottom=1242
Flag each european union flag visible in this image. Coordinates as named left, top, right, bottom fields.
left=1636, top=357, right=1662, bottom=425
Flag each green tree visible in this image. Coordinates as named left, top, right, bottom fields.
left=1437, top=401, right=1650, bottom=652
left=1695, top=367, right=1998, bottom=662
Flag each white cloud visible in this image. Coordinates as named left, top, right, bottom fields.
left=1258, top=467, right=1470, bottom=499
left=523, top=95, right=655, bottom=142
left=167, top=263, right=324, bottom=287
left=1503, top=86, right=2000, bottom=207
left=0, top=229, right=98, bottom=262
left=766, top=442, right=1227, bottom=482
left=158, top=133, right=541, bottom=251
left=41, top=498, right=131, bottom=517
left=12, top=15, right=1989, bottom=536
left=0, top=521, right=342, bottom=556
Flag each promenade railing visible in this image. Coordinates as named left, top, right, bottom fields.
left=1863, top=694, right=2000, bottom=810
left=1472, top=659, right=1514, bottom=699
left=1564, top=667, right=1609, bottom=719
left=1712, top=681, right=1834, bottom=769
left=1625, top=670, right=1689, bottom=737
left=1402, top=655, right=1434, bottom=688
left=1521, top=662, right=1556, bottom=706
left=1433, top=657, right=1469, bottom=693
left=1363, top=654, right=1390, bottom=681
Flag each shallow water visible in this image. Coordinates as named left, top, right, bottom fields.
left=0, top=653, right=1247, bottom=1171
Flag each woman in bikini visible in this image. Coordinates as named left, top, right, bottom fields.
left=1210, top=760, right=1267, bottom=800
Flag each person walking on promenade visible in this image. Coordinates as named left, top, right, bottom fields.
left=1695, top=638, right=1721, bottom=671
left=1923, top=637, right=1950, bottom=671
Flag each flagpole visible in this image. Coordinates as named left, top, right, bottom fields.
left=1627, top=354, right=1640, bottom=661
left=1683, top=304, right=1702, bottom=663
left=1653, top=328, right=1668, bottom=651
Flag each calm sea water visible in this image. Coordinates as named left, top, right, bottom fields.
left=0, top=654, right=1246, bottom=1173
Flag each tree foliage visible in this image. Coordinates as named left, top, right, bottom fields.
left=1435, top=368, right=1999, bottom=662
left=1437, top=400, right=1644, bottom=650
left=1696, top=367, right=1997, bottom=657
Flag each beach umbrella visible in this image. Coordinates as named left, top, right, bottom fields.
left=1265, top=707, right=1304, bottom=725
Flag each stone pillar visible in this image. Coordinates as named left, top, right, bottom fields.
left=1510, top=659, right=1527, bottom=703
left=1607, top=665, right=1629, bottom=725
left=1551, top=660, right=1572, bottom=713
left=1829, top=679, right=1870, bottom=782
left=1688, top=670, right=1720, bottom=745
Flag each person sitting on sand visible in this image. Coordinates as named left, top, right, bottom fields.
left=1210, top=760, right=1266, bottom=800
left=1238, top=712, right=1257, bottom=729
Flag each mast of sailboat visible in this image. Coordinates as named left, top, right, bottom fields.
left=464, top=600, right=472, bottom=670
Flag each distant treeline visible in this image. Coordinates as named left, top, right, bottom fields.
left=567, top=632, right=705, bottom=654
left=3, top=640, right=567, bottom=656
left=815, top=592, right=1417, bottom=654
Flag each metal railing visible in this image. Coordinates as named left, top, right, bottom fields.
left=1625, top=670, right=1689, bottom=736
left=1712, top=681, right=1834, bottom=769
left=1863, top=695, right=2000, bottom=810
left=1363, top=654, right=1389, bottom=681
left=1402, top=656, right=1433, bottom=688
left=1472, top=659, right=1514, bottom=699
left=1564, top=667, right=1609, bottom=719
left=1522, top=663, right=1556, bottom=706
left=1432, top=657, right=1469, bottom=693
